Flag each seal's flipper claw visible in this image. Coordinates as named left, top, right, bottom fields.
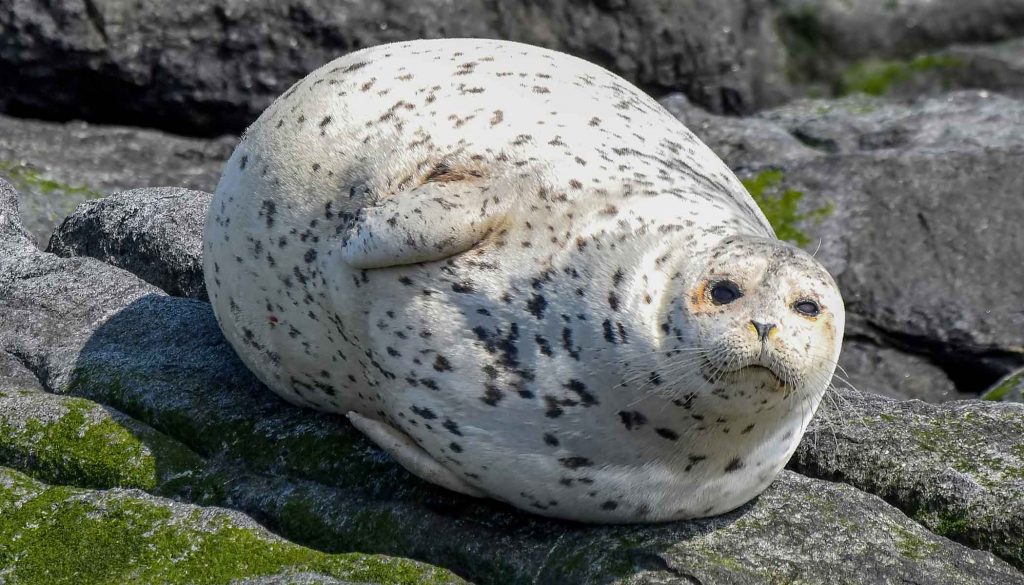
left=346, top=411, right=486, bottom=497
left=339, top=181, right=505, bottom=269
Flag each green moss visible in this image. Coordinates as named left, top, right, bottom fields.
left=0, top=161, right=102, bottom=199
left=741, top=170, right=832, bottom=247
left=0, top=467, right=463, bottom=585
left=0, top=392, right=205, bottom=494
left=981, top=372, right=1022, bottom=402
left=66, top=367, right=419, bottom=496
left=891, top=525, right=940, bottom=560
left=837, top=54, right=964, bottom=97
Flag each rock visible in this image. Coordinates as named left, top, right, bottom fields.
left=0, top=466, right=463, bottom=584
left=0, top=113, right=232, bottom=246
left=0, top=389, right=205, bottom=493
left=981, top=369, right=1024, bottom=403
left=48, top=187, right=210, bottom=300
left=791, top=387, right=1024, bottom=570
left=837, top=340, right=963, bottom=403
left=2, top=158, right=1023, bottom=582
left=776, top=0, right=1024, bottom=95
left=0, top=0, right=788, bottom=138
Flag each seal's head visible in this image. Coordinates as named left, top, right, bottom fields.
left=670, top=235, right=844, bottom=415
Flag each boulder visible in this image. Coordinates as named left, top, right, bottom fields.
left=2, top=175, right=1023, bottom=581
left=48, top=188, right=210, bottom=300
left=0, top=113, right=231, bottom=245
left=0, top=0, right=788, bottom=137
left=0, top=466, right=462, bottom=584
left=791, top=388, right=1024, bottom=569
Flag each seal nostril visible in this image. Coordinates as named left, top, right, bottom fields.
left=751, top=321, right=775, bottom=342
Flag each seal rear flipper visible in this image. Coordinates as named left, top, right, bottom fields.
left=346, top=411, right=486, bottom=497
left=339, top=181, right=505, bottom=269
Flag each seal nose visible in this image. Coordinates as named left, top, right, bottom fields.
left=751, top=320, right=775, bottom=342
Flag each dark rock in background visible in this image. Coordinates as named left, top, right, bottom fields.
left=0, top=0, right=787, bottom=136
left=777, top=0, right=1024, bottom=95
left=48, top=187, right=211, bottom=300
left=0, top=113, right=232, bottom=245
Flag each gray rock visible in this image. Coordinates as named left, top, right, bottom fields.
left=778, top=0, right=1024, bottom=61
left=0, top=113, right=232, bottom=245
left=791, top=387, right=1024, bottom=570
left=0, top=0, right=788, bottom=137
left=0, top=466, right=463, bottom=584
left=776, top=0, right=1024, bottom=94
left=2, top=159, right=1022, bottom=582
left=48, top=187, right=210, bottom=300
left=837, top=340, right=963, bottom=403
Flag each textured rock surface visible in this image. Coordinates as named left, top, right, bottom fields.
left=0, top=467, right=463, bottom=584
left=0, top=0, right=787, bottom=136
left=791, top=388, right=1024, bottom=570
left=48, top=187, right=210, bottom=300
left=3, top=171, right=1024, bottom=582
left=0, top=113, right=231, bottom=245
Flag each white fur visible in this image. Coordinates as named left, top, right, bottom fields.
left=203, top=38, right=844, bottom=523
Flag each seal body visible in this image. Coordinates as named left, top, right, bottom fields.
left=204, top=38, right=844, bottom=522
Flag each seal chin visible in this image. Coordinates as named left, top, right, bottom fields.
left=725, top=363, right=789, bottom=392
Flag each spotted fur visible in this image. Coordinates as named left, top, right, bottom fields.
left=203, top=38, right=845, bottom=523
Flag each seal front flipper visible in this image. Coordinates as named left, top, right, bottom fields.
left=346, top=411, right=486, bottom=497
left=340, top=180, right=506, bottom=269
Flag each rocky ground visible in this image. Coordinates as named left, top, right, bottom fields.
left=2, top=1, right=1024, bottom=583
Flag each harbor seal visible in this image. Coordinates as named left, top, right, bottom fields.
left=203, top=38, right=845, bottom=523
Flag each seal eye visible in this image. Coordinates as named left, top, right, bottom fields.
left=794, top=300, right=820, bottom=317
left=709, top=281, right=742, bottom=305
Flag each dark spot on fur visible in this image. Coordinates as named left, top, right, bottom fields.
left=559, top=456, right=593, bottom=469
left=618, top=411, right=647, bottom=430
left=410, top=406, right=436, bottom=420
left=655, top=428, right=679, bottom=441
left=725, top=457, right=744, bottom=472
left=433, top=355, right=453, bottom=372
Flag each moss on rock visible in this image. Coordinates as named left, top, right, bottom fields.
left=0, top=161, right=102, bottom=199
left=838, top=54, right=964, bottom=97
left=741, top=170, right=831, bottom=247
left=0, top=390, right=204, bottom=493
left=981, top=370, right=1024, bottom=403
left=0, top=467, right=464, bottom=585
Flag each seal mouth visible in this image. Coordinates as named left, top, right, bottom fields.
left=728, top=364, right=787, bottom=389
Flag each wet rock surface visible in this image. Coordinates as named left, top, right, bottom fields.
left=3, top=174, right=1024, bottom=582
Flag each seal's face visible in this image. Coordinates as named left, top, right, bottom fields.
left=676, top=236, right=845, bottom=413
